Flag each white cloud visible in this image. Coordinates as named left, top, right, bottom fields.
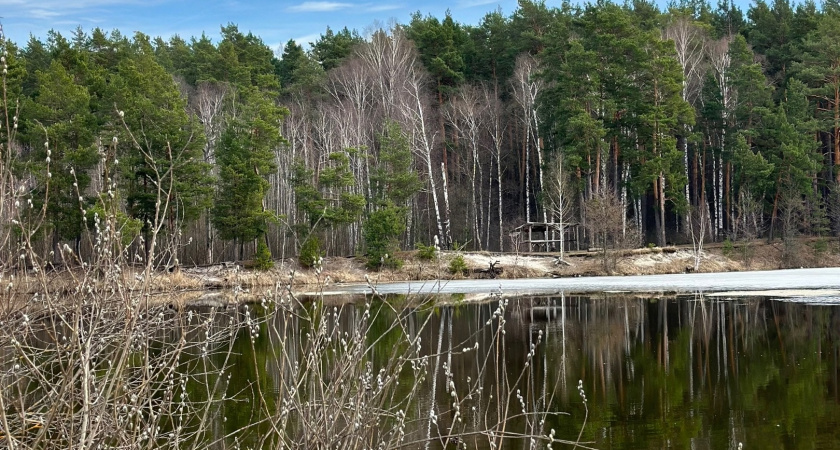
left=288, top=1, right=353, bottom=12
left=457, top=0, right=499, bottom=7
left=28, top=9, right=63, bottom=19
left=365, top=3, right=402, bottom=12
left=3, top=0, right=167, bottom=22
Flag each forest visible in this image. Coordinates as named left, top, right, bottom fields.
left=2, top=0, right=840, bottom=270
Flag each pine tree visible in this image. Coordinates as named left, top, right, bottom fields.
left=632, top=36, right=694, bottom=245
left=109, top=34, right=211, bottom=249
left=312, top=26, right=363, bottom=71
left=188, top=33, right=221, bottom=84
left=364, top=121, right=420, bottom=269
left=212, top=86, right=286, bottom=259
left=795, top=11, right=840, bottom=183
left=24, top=61, right=99, bottom=247
left=462, top=10, right=516, bottom=85
left=292, top=151, right=365, bottom=229
left=766, top=79, right=821, bottom=239
left=407, top=11, right=466, bottom=97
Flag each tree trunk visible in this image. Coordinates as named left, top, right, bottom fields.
left=594, top=142, right=601, bottom=195
left=659, top=173, right=667, bottom=246
left=835, top=85, right=840, bottom=183
left=206, top=214, right=214, bottom=265
left=439, top=86, right=447, bottom=177
left=498, top=145, right=504, bottom=252
left=769, top=173, right=783, bottom=242
left=723, top=161, right=732, bottom=230
left=486, top=157, right=493, bottom=250
left=524, top=121, right=531, bottom=223
left=471, top=137, right=482, bottom=250
left=441, top=162, right=453, bottom=249
left=537, top=136, right=546, bottom=223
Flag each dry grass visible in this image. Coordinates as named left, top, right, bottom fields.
left=615, top=249, right=742, bottom=275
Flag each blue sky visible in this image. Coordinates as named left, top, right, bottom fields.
left=0, top=0, right=531, bottom=55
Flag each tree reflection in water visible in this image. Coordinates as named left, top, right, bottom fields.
left=517, top=294, right=840, bottom=449
left=189, top=294, right=840, bottom=449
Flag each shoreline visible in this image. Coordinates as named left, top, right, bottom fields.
left=163, top=267, right=840, bottom=310
left=177, top=238, right=840, bottom=290
left=7, top=239, right=840, bottom=307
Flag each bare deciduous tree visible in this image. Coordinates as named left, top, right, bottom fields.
left=445, top=84, right=488, bottom=250
left=192, top=81, right=228, bottom=264
left=326, top=57, right=374, bottom=200
left=707, top=37, right=734, bottom=236
left=779, top=189, right=806, bottom=268
left=399, top=55, right=449, bottom=247
left=664, top=16, right=707, bottom=106
left=686, top=202, right=709, bottom=271
left=731, top=188, right=764, bottom=267
left=512, top=54, right=545, bottom=223
left=544, top=155, right=574, bottom=262
left=664, top=16, right=707, bottom=214
left=585, top=189, right=637, bottom=273
left=482, top=84, right=507, bottom=252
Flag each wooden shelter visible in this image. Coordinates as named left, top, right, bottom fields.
left=511, top=221, right=579, bottom=253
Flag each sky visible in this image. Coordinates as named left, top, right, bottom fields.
left=0, top=0, right=531, bottom=56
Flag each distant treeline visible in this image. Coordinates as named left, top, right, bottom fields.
left=2, top=0, right=839, bottom=268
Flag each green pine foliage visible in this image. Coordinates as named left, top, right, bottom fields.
left=416, top=242, right=437, bottom=260
left=23, top=60, right=99, bottom=243
left=212, top=85, right=286, bottom=263
left=110, top=35, right=211, bottom=234
left=311, top=27, right=363, bottom=71
left=371, top=121, right=422, bottom=205
left=212, top=121, right=277, bottom=243
left=292, top=151, right=365, bottom=230
left=448, top=254, right=468, bottom=276
left=363, top=121, right=421, bottom=270
left=407, top=12, right=466, bottom=97
left=364, top=206, right=406, bottom=270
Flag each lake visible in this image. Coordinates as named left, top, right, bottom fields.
left=195, top=290, right=840, bottom=449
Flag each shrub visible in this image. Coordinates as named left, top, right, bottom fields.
left=254, top=239, right=274, bottom=270
left=364, top=205, right=406, bottom=270
left=722, top=238, right=734, bottom=258
left=299, top=236, right=322, bottom=268
left=449, top=254, right=468, bottom=276
left=813, top=237, right=829, bottom=255
left=416, top=242, right=437, bottom=260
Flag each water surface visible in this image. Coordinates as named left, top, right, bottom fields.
left=209, top=293, right=840, bottom=449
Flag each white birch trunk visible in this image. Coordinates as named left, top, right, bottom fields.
left=525, top=122, right=531, bottom=223
left=441, top=162, right=452, bottom=249
left=497, top=145, right=504, bottom=251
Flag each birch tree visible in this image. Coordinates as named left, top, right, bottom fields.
left=707, top=36, right=733, bottom=235
left=445, top=84, right=487, bottom=250
left=326, top=57, right=374, bottom=200
left=512, top=53, right=545, bottom=223
left=482, top=84, right=507, bottom=251
left=664, top=15, right=707, bottom=209
left=192, top=80, right=227, bottom=263
left=544, top=155, right=573, bottom=261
